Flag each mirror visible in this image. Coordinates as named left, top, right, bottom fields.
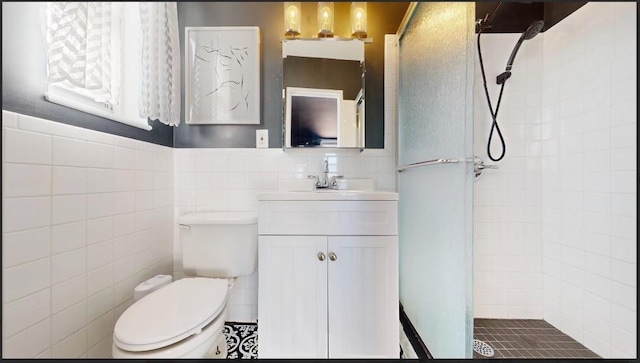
left=282, top=39, right=365, bottom=149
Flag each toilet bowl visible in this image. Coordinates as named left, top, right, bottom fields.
left=112, top=277, right=230, bottom=358
left=112, top=211, right=258, bottom=359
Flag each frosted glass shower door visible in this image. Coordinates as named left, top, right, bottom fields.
left=397, top=2, right=475, bottom=359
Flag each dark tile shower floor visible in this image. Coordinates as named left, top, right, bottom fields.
left=473, top=319, right=600, bottom=359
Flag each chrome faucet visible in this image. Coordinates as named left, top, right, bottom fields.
left=309, top=159, right=343, bottom=189
left=323, top=159, right=329, bottom=183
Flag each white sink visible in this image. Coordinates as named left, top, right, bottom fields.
left=334, top=178, right=374, bottom=192
left=273, top=178, right=386, bottom=200
left=279, top=178, right=374, bottom=192
left=257, top=191, right=398, bottom=201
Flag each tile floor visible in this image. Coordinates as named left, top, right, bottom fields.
left=473, top=319, right=600, bottom=359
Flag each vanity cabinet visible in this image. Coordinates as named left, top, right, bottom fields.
left=257, top=196, right=399, bottom=358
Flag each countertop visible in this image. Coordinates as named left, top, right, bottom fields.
left=257, top=190, right=399, bottom=201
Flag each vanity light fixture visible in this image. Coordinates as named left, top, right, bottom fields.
left=350, top=2, right=367, bottom=39
left=317, top=2, right=335, bottom=38
left=284, top=2, right=301, bottom=39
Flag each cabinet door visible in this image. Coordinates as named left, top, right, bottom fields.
left=258, top=235, right=328, bottom=358
left=327, top=236, right=399, bottom=358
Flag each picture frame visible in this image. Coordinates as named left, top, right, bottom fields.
left=185, top=26, right=260, bottom=125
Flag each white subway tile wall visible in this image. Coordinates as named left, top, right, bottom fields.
left=474, top=32, right=544, bottom=320
left=475, top=2, right=636, bottom=359
left=2, top=111, right=174, bottom=358
left=540, top=2, right=636, bottom=358
left=171, top=34, right=399, bottom=322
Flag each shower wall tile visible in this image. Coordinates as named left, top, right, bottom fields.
left=2, top=110, right=174, bottom=358
left=540, top=2, right=637, bottom=359
left=474, top=33, right=543, bottom=320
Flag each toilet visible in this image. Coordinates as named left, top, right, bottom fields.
left=112, top=211, right=258, bottom=359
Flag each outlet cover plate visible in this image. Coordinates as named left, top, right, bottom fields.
left=256, top=129, right=268, bottom=148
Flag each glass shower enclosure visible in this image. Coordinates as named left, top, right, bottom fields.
left=397, top=2, right=475, bottom=358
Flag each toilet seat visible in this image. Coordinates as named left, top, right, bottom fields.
left=113, top=277, right=228, bottom=352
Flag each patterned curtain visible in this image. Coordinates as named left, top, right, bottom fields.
left=139, top=2, right=181, bottom=127
left=44, top=2, right=121, bottom=105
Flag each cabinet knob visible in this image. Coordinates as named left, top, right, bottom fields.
left=317, top=252, right=326, bottom=261
left=329, top=252, right=337, bottom=261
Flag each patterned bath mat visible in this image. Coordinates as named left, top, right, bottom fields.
left=224, top=322, right=258, bottom=359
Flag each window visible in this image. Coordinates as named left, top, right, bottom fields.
left=43, top=2, right=151, bottom=130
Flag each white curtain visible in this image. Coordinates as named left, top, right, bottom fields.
left=44, top=2, right=121, bottom=105
left=139, top=2, right=181, bottom=127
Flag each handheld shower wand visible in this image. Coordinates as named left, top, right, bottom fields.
left=478, top=19, right=544, bottom=162
left=496, top=20, right=544, bottom=84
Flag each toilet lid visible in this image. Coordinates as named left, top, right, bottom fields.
left=113, top=277, right=228, bottom=352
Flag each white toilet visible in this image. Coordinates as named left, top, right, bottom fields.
left=112, top=211, right=258, bottom=359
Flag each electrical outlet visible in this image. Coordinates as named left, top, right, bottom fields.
left=256, top=129, right=268, bottom=148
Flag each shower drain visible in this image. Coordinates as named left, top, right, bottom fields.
left=473, top=339, right=495, bottom=357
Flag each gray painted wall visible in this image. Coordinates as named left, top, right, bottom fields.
left=1, top=2, right=174, bottom=147
left=174, top=2, right=283, bottom=148
left=174, top=2, right=409, bottom=148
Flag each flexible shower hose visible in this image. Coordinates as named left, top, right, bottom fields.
left=477, top=29, right=507, bottom=162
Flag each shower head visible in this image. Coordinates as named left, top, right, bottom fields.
left=507, top=20, right=544, bottom=69
left=523, top=20, right=544, bottom=40
left=496, top=20, right=545, bottom=84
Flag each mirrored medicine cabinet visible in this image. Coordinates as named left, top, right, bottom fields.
left=282, top=39, right=367, bottom=150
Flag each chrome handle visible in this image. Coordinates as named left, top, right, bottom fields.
left=329, top=175, right=344, bottom=186
left=317, top=252, right=326, bottom=261
left=329, top=252, right=337, bottom=261
left=396, top=158, right=459, bottom=172
left=473, top=156, right=499, bottom=180
left=178, top=224, right=191, bottom=230
left=477, top=164, right=498, bottom=170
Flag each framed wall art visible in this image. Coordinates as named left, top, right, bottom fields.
left=185, top=26, right=260, bottom=124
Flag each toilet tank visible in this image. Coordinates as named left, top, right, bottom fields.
left=177, top=212, right=258, bottom=278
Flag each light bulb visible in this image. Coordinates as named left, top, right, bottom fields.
left=290, top=10, right=296, bottom=26
left=350, top=2, right=367, bottom=39
left=284, top=2, right=301, bottom=38
left=317, top=2, right=334, bottom=38
left=322, top=8, right=330, bottom=29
